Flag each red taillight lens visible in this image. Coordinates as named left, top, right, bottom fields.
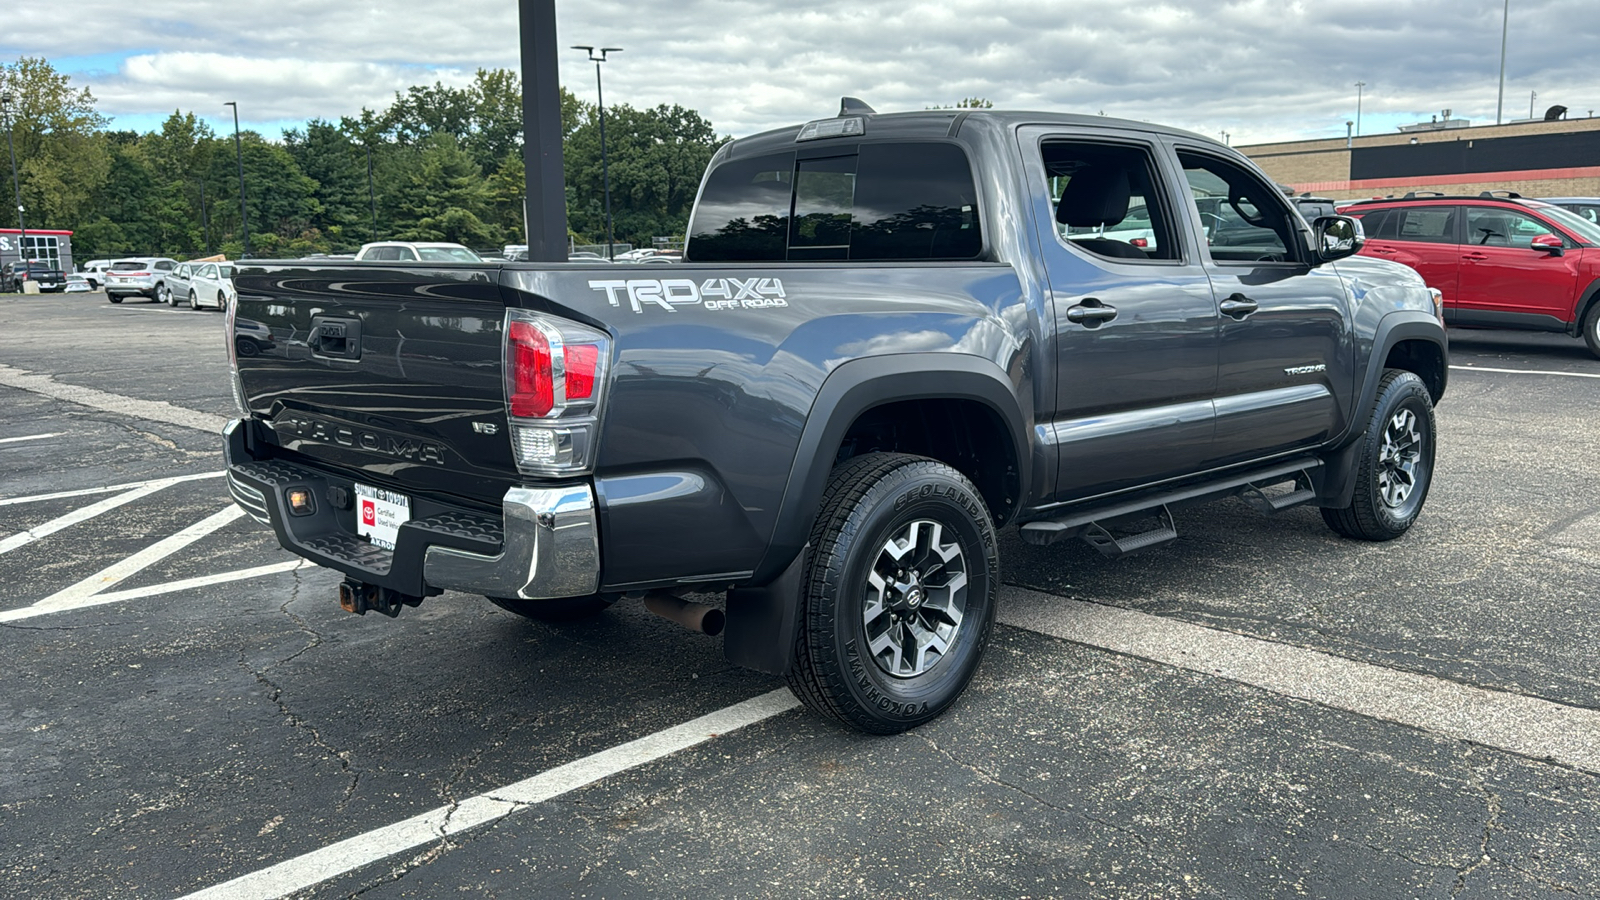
left=564, top=344, right=599, bottom=400
left=1130, top=238, right=1148, bottom=248
left=508, top=320, right=554, bottom=417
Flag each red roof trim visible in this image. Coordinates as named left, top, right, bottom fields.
left=0, top=228, right=74, bottom=236
left=1290, top=165, right=1600, bottom=194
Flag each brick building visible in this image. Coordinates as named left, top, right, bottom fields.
left=1239, top=116, right=1600, bottom=201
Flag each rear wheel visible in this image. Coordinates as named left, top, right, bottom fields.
left=487, top=593, right=616, bottom=622
left=1582, top=302, right=1600, bottom=359
left=785, top=452, right=999, bottom=734
left=1322, top=369, right=1436, bottom=541
left=108, top=294, right=122, bottom=304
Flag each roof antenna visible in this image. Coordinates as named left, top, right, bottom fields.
left=839, top=97, right=876, bottom=116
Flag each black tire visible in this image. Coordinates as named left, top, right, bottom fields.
left=234, top=336, right=260, bottom=357
left=149, top=284, right=163, bottom=303
left=108, top=294, right=122, bottom=304
left=487, top=593, right=616, bottom=622
left=785, top=452, right=999, bottom=734
left=1582, top=301, right=1600, bottom=359
left=215, top=292, right=227, bottom=311
left=1322, top=369, right=1437, bottom=541
left=161, top=284, right=175, bottom=305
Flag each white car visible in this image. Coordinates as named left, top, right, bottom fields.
left=78, top=259, right=115, bottom=289
left=63, top=274, right=93, bottom=293
left=355, top=242, right=482, bottom=262
left=185, top=261, right=235, bottom=310
left=104, top=257, right=179, bottom=303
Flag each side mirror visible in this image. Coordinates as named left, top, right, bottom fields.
left=1530, top=233, right=1565, bottom=256
left=1313, top=215, right=1364, bottom=264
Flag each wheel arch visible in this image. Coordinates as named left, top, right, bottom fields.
left=1571, top=278, right=1600, bottom=337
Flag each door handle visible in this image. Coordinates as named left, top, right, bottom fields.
left=1065, top=299, right=1118, bottom=327
left=1462, top=253, right=1489, bottom=262
left=1371, top=246, right=1397, bottom=254
left=1219, top=294, right=1259, bottom=318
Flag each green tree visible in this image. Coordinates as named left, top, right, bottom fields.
left=384, top=133, right=499, bottom=246
left=285, top=119, right=371, bottom=247
left=565, top=102, right=721, bottom=247
left=0, top=57, right=112, bottom=232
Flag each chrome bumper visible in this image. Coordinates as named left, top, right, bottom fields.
left=423, top=485, right=600, bottom=600
left=224, top=418, right=600, bottom=600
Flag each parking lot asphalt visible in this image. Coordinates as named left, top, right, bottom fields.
left=2, top=291, right=1599, bottom=898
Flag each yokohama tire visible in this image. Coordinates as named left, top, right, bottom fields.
left=784, top=452, right=999, bottom=734
left=487, top=593, right=616, bottom=622
left=1583, top=301, right=1600, bottom=359
left=1322, top=369, right=1437, bottom=541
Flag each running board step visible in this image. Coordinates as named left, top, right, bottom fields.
left=1082, top=506, right=1177, bottom=558
left=1237, top=470, right=1317, bottom=515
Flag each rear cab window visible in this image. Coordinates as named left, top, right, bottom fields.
left=687, top=142, right=983, bottom=262
left=1043, top=140, right=1180, bottom=262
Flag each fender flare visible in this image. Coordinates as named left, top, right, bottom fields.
left=724, top=352, right=1029, bottom=675
left=1319, top=311, right=1448, bottom=508
left=1570, top=279, right=1600, bottom=337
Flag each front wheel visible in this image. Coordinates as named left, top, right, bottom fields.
left=785, top=453, right=999, bottom=734
left=1322, top=369, right=1437, bottom=541
left=1582, top=302, right=1600, bottom=359
left=215, top=291, right=227, bottom=311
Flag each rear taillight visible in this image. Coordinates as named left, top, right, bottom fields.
left=503, top=310, right=610, bottom=477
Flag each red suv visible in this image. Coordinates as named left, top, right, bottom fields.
left=1343, top=193, right=1600, bottom=357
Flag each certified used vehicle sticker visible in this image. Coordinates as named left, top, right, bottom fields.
left=355, top=482, right=410, bottom=550
left=588, top=277, right=789, bottom=313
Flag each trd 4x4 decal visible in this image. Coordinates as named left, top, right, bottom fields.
left=588, top=277, right=789, bottom=313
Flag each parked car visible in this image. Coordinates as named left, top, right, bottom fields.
left=1343, top=194, right=1600, bottom=356
left=104, top=257, right=179, bottom=303
left=63, top=274, right=92, bottom=293
left=1289, top=195, right=1340, bottom=222
left=78, top=259, right=115, bottom=289
left=224, top=104, right=1446, bottom=734
left=354, top=242, right=482, bottom=262
left=1, top=260, right=67, bottom=292
left=1541, top=197, right=1600, bottom=226
left=186, top=261, right=235, bottom=310
left=163, top=262, right=197, bottom=305
left=232, top=317, right=275, bottom=357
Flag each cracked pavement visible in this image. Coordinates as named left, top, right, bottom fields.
left=2, top=296, right=1600, bottom=898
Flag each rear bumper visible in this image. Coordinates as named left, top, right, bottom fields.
left=223, top=418, right=600, bottom=600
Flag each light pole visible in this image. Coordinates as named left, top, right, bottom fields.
left=1354, top=81, right=1366, bottom=136
left=366, top=144, right=378, bottom=242
left=1496, top=0, right=1510, bottom=125
left=1, top=92, right=28, bottom=277
left=1346, top=120, right=1354, bottom=148
left=223, top=101, right=251, bottom=258
left=572, top=45, right=621, bottom=259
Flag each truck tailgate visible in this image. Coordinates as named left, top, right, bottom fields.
left=232, top=264, right=515, bottom=506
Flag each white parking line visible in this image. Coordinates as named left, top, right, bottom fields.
left=0, top=505, right=245, bottom=622
left=178, top=689, right=800, bottom=900
left=997, top=585, right=1600, bottom=773
left=0, top=480, right=179, bottom=556
left=1450, top=364, right=1600, bottom=379
left=0, top=471, right=222, bottom=507
left=0, top=433, right=60, bottom=444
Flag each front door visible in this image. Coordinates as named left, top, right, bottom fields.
left=1019, top=127, right=1219, bottom=502
left=1172, top=146, right=1355, bottom=467
left=1456, top=206, right=1582, bottom=326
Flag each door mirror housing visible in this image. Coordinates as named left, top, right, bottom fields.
left=1313, top=215, right=1364, bottom=264
left=1530, top=232, right=1565, bottom=255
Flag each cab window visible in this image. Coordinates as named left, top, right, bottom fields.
left=1177, top=151, right=1297, bottom=263
left=1043, top=140, right=1179, bottom=262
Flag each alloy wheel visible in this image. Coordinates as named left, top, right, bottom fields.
left=1377, top=407, right=1423, bottom=508
left=862, top=518, right=968, bottom=678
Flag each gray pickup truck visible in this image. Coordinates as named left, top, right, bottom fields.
left=224, top=104, right=1447, bottom=733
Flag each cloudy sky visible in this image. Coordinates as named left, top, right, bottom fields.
left=7, top=0, right=1599, bottom=146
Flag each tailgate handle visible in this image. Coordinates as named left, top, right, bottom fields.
left=310, top=317, right=362, bottom=360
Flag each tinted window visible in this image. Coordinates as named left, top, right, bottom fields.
left=789, top=156, right=855, bottom=260
left=1045, top=140, right=1179, bottom=261
left=155, top=261, right=174, bottom=271
left=111, top=261, right=146, bottom=271
left=687, top=152, right=795, bottom=261
left=1394, top=209, right=1457, bottom=244
left=1466, top=207, right=1557, bottom=249
left=1178, top=151, right=1295, bottom=262
left=850, top=143, right=981, bottom=260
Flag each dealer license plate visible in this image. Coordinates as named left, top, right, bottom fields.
left=355, top=483, right=410, bottom=550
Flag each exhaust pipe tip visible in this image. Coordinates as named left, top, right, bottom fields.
left=643, top=592, right=725, bottom=636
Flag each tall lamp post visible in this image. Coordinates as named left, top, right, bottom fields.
left=1354, top=81, right=1366, bottom=136
left=572, top=45, right=621, bottom=259
left=1, top=92, right=28, bottom=275
left=223, top=101, right=251, bottom=258
left=1496, top=0, right=1510, bottom=125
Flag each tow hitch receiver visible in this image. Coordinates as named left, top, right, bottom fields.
left=338, top=580, right=424, bottom=618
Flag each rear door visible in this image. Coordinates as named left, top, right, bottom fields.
left=1359, top=206, right=1463, bottom=306
left=1020, top=126, right=1219, bottom=501
left=1456, top=205, right=1583, bottom=324
left=232, top=263, right=517, bottom=504
left=1172, top=145, right=1354, bottom=466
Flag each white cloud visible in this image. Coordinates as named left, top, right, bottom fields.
left=6, top=0, right=1599, bottom=143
